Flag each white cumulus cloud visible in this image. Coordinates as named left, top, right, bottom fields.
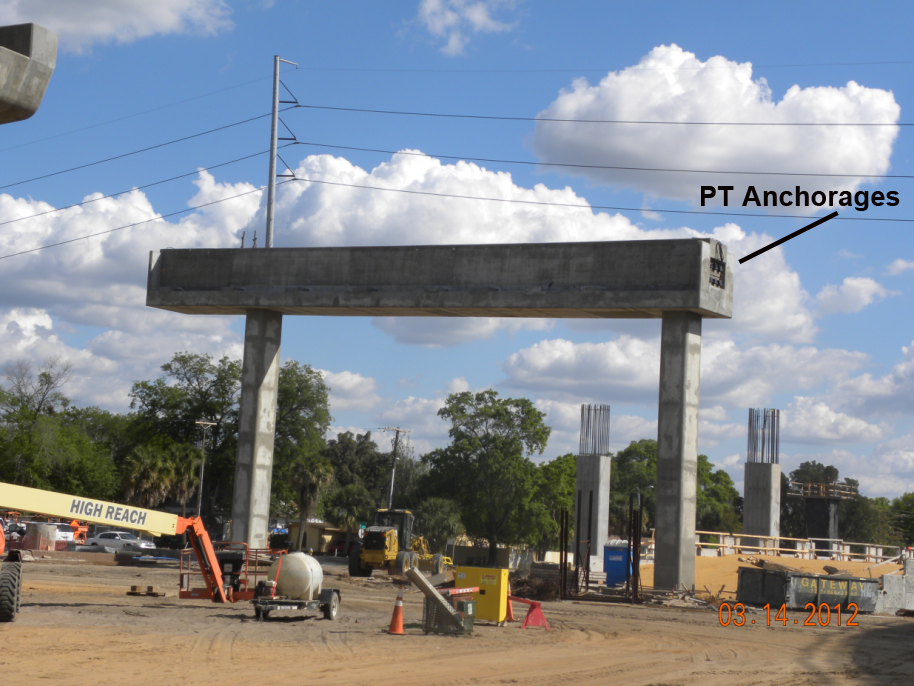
left=503, top=335, right=868, bottom=410
left=416, top=0, right=518, bottom=55
left=264, top=153, right=820, bottom=346
left=815, top=277, right=894, bottom=315
left=836, top=340, right=914, bottom=417
left=372, top=316, right=552, bottom=348
left=0, top=0, right=233, bottom=53
left=532, top=44, right=900, bottom=203
left=780, top=396, right=889, bottom=444
left=886, top=259, right=914, bottom=275
left=318, top=370, right=382, bottom=412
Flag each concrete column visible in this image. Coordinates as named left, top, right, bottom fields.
left=654, top=312, right=702, bottom=590
left=743, top=462, right=781, bottom=545
left=575, top=454, right=611, bottom=568
left=231, top=309, right=282, bottom=548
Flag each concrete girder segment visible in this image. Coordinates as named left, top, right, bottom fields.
left=0, top=24, right=57, bottom=125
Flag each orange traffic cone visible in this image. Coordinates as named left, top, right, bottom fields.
left=506, top=583, right=516, bottom=622
left=387, top=585, right=407, bottom=635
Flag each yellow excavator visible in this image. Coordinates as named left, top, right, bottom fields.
left=348, top=508, right=450, bottom=577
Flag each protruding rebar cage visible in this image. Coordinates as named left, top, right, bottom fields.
left=747, top=408, right=779, bottom=465
left=579, top=404, right=611, bottom=457
left=573, top=404, right=611, bottom=592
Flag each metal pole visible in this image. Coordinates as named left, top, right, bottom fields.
left=195, top=421, right=216, bottom=518
left=264, top=56, right=297, bottom=248
left=387, top=429, right=400, bottom=510
left=265, top=55, right=280, bottom=249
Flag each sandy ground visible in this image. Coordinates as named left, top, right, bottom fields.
left=2, top=556, right=912, bottom=686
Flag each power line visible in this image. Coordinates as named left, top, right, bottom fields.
left=295, top=141, right=914, bottom=180
left=291, top=176, right=914, bottom=222
left=0, top=146, right=294, bottom=229
left=0, top=112, right=278, bottom=192
left=292, top=60, right=914, bottom=74
left=0, top=180, right=293, bottom=261
left=297, top=103, right=908, bottom=126
left=0, top=74, right=297, bottom=154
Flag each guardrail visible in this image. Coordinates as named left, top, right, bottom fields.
left=694, top=530, right=906, bottom=563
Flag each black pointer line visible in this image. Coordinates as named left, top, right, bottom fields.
left=738, top=211, right=839, bottom=264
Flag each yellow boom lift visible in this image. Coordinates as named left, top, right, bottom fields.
left=0, top=482, right=241, bottom=622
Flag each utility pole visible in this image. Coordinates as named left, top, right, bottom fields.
left=379, top=427, right=410, bottom=510
left=195, top=421, right=216, bottom=518
left=265, top=55, right=297, bottom=248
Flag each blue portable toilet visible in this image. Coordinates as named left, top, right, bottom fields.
left=603, top=539, right=630, bottom=586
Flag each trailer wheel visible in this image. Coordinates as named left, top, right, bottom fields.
left=0, top=561, right=21, bottom=623
left=254, top=606, right=263, bottom=622
left=322, top=591, right=339, bottom=620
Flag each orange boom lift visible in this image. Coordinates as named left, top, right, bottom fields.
left=0, top=482, right=262, bottom=621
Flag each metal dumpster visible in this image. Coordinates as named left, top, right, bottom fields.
left=737, top=567, right=878, bottom=612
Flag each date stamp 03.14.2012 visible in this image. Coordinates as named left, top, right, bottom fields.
left=718, top=602, right=860, bottom=627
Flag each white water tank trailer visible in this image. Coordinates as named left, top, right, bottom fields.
left=253, top=553, right=340, bottom=622
left=267, top=552, right=323, bottom=601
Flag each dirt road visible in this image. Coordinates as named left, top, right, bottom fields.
left=2, top=559, right=912, bottom=685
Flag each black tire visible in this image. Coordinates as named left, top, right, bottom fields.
left=322, top=591, right=340, bottom=620
left=409, top=552, right=420, bottom=570
left=348, top=548, right=361, bottom=577
left=431, top=553, right=444, bottom=576
left=254, top=606, right=263, bottom=622
left=349, top=549, right=371, bottom=577
left=0, top=562, right=21, bottom=623
left=394, top=551, right=410, bottom=576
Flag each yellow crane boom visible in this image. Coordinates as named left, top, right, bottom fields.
left=0, top=482, right=179, bottom=537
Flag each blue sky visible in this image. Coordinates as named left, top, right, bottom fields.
left=2, top=1, right=914, bottom=499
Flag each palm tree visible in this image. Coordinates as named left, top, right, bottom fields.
left=327, top=483, right=375, bottom=552
left=122, top=445, right=174, bottom=508
left=289, top=454, right=333, bottom=551
left=169, top=443, right=203, bottom=519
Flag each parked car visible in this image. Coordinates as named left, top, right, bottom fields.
left=52, top=522, right=75, bottom=542
left=85, top=531, right=155, bottom=551
left=14, top=520, right=73, bottom=541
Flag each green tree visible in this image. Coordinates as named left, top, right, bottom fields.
left=0, top=358, right=73, bottom=486
left=271, top=361, right=332, bottom=515
left=389, top=451, right=429, bottom=510
left=528, top=453, right=576, bottom=556
left=609, top=439, right=658, bottom=537
left=122, top=445, right=174, bottom=508
left=891, top=492, right=914, bottom=545
left=696, top=455, right=742, bottom=532
left=289, top=454, right=334, bottom=550
left=608, top=439, right=740, bottom=536
left=168, top=443, right=203, bottom=519
left=414, top=497, right=464, bottom=553
left=323, top=431, right=388, bottom=493
left=423, top=390, right=551, bottom=565
left=326, top=483, right=375, bottom=551
left=129, top=353, right=241, bottom=513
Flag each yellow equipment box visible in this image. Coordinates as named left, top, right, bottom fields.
left=455, top=567, right=509, bottom=623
